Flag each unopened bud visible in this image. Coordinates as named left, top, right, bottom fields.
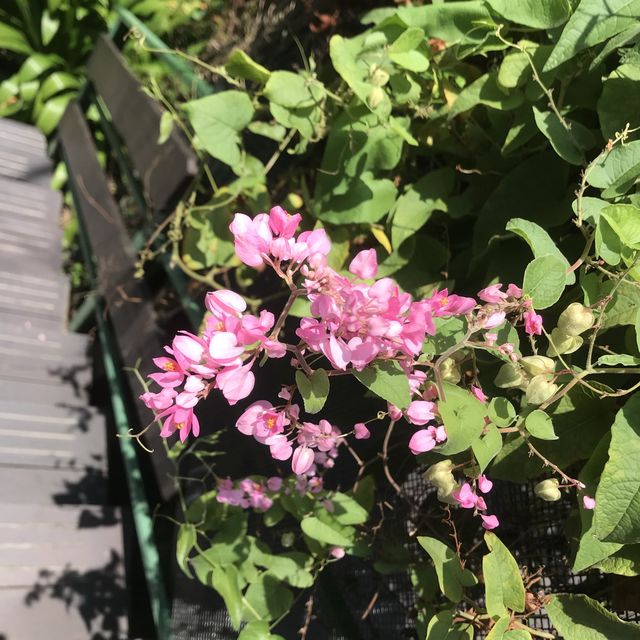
left=520, top=356, right=555, bottom=378
left=534, top=478, right=561, bottom=502
left=281, top=532, right=295, bottom=548
left=284, top=192, right=303, bottom=210
left=368, top=86, right=385, bottom=109
left=424, top=459, right=455, bottom=484
left=546, top=328, right=583, bottom=357
left=525, top=375, right=559, bottom=405
left=370, top=67, right=390, bottom=87
left=557, top=303, right=594, bottom=337
left=436, top=477, right=460, bottom=504
left=440, top=357, right=461, bottom=383
left=495, top=362, right=525, bottom=389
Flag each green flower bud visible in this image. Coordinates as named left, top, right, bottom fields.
left=520, top=356, right=555, bottom=378
left=423, top=459, right=455, bottom=484
left=436, top=477, right=460, bottom=505
left=440, top=357, right=461, bottom=384
left=281, top=532, right=295, bottom=548
left=495, top=362, right=525, bottom=389
left=534, top=478, right=561, bottom=502
left=557, top=303, right=594, bottom=337
left=368, top=86, right=385, bottom=109
left=370, top=67, right=390, bottom=87
left=284, top=192, right=303, bottom=210
left=546, top=328, right=583, bottom=357
left=525, top=374, right=559, bottom=405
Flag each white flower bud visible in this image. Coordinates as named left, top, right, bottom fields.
left=534, top=478, right=562, bottom=502
left=520, top=356, right=555, bottom=378
left=440, top=357, right=461, bottom=384
left=546, top=328, right=583, bottom=357
left=495, top=362, right=525, bottom=389
left=525, top=375, right=559, bottom=405
left=557, top=303, right=594, bottom=336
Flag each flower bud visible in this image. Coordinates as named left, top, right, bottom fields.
left=495, top=362, right=525, bottom=389
left=557, top=303, right=594, bottom=337
left=281, top=532, right=295, bottom=547
left=436, top=476, right=460, bottom=504
left=440, top=357, right=461, bottom=384
left=284, top=192, right=303, bottom=210
left=370, top=67, right=390, bottom=87
left=525, top=375, right=559, bottom=405
left=546, top=328, right=583, bottom=357
left=534, top=478, right=561, bottom=502
left=423, top=459, right=455, bottom=484
left=520, top=356, right=555, bottom=378
left=368, top=86, right=385, bottom=109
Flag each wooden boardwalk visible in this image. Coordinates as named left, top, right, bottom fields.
left=0, top=119, right=127, bottom=639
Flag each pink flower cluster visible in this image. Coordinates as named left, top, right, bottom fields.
left=453, top=475, right=499, bottom=530
left=237, top=396, right=341, bottom=476
left=140, top=289, right=286, bottom=441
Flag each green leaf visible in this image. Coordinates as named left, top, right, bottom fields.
left=544, top=0, right=640, bottom=71
left=488, top=398, right=516, bottom=427
left=525, top=410, right=558, bottom=440
left=300, top=516, right=351, bottom=547
left=176, top=523, right=196, bottom=578
left=247, top=121, right=286, bottom=141
left=41, top=10, right=60, bottom=46
left=598, top=63, right=640, bottom=140
left=354, top=359, right=411, bottom=409
left=158, top=111, right=174, bottom=145
left=417, top=537, right=477, bottom=602
left=545, top=593, right=640, bottom=639
left=226, top=49, right=271, bottom=84
left=389, top=27, right=429, bottom=72
left=522, top=254, right=567, bottom=309
left=596, top=215, right=622, bottom=265
left=423, top=317, right=468, bottom=356
left=486, top=0, right=572, bottom=28
left=437, top=383, right=486, bottom=455
left=251, top=549, right=314, bottom=588
left=35, top=93, right=73, bottom=134
left=238, top=621, right=285, bottom=640
left=17, top=54, right=61, bottom=84
left=483, top=532, right=526, bottom=618
left=532, top=106, right=594, bottom=165
left=0, top=23, right=33, bottom=55
left=329, top=492, right=369, bottom=525
left=506, top=217, right=574, bottom=284
left=184, top=90, right=254, bottom=167
left=264, top=71, right=324, bottom=109
left=594, top=391, right=640, bottom=544
left=588, top=140, right=640, bottom=198
left=504, top=631, right=533, bottom=640
left=295, top=368, right=329, bottom=414
left=594, top=545, right=640, bottom=575
left=596, top=354, right=640, bottom=366
left=601, top=204, right=640, bottom=250
left=244, top=574, right=294, bottom=622
left=636, top=307, right=640, bottom=353
left=191, top=562, right=244, bottom=629
left=37, top=71, right=80, bottom=102
left=448, top=72, right=524, bottom=120
left=486, top=617, right=510, bottom=640
left=472, top=423, right=503, bottom=473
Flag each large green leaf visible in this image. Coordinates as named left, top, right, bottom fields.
left=354, top=359, right=411, bottom=409
left=472, top=423, right=503, bottom=473
left=448, top=72, right=524, bottom=119
left=601, top=204, right=640, bottom=250
left=244, top=574, right=294, bottom=622
left=191, top=561, right=244, bottom=629
left=35, top=93, right=73, bottom=134
left=176, top=523, right=196, bottom=578
left=506, top=217, right=574, bottom=284
left=544, top=0, right=640, bottom=71
left=532, top=106, right=594, bottom=166
left=264, top=71, right=325, bottom=109
left=594, top=391, right=640, bottom=544
left=522, top=254, right=567, bottom=309
left=483, top=532, right=526, bottom=618
left=225, top=49, right=271, bottom=84
left=545, top=594, right=640, bottom=639
left=417, top=536, right=477, bottom=602
left=437, top=382, right=486, bottom=455
left=0, top=22, right=33, bottom=55
left=388, top=27, right=429, bottom=72
left=588, top=140, right=640, bottom=198
left=238, top=621, right=285, bottom=640
left=295, top=368, right=329, bottom=414
left=183, top=90, right=254, bottom=167
left=598, top=63, right=640, bottom=140
left=300, top=516, right=351, bottom=547
left=486, top=0, right=572, bottom=28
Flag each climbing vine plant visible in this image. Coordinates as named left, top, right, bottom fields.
left=133, top=0, right=640, bottom=638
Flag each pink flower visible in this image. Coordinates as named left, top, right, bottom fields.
left=205, top=289, right=246, bottom=316
left=405, top=400, right=436, bottom=426
left=159, top=405, right=200, bottom=442
left=354, top=422, right=370, bottom=440
left=583, top=495, right=596, bottom=510
left=478, top=283, right=507, bottom=303
left=216, top=363, right=255, bottom=405
left=216, top=479, right=247, bottom=507
left=506, top=283, right=522, bottom=297
left=453, top=482, right=477, bottom=509
left=478, top=475, right=493, bottom=494
left=267, top=477, right=283, bottom=492
left=268, top=205, right=301, bottom=238
left=485, top=332, right=498, bottom=346
left=387, top=403, right=403, bottom=421
left=481, top=514, right=500, bottom=530
left=266, top=434, right=293, bottom=461
left=482, top=311, right=506, bottom=329
left=524, top=310, right=543, bottom=336
left=208, top=332, right=244, bottom=365
left=471, top=385, right=488, bottom=403
left=408, top=429, right=438, bottom=455
left=229, top=212, right=272, bottom=267
left=140, top=387, right=177, bottom=411
left=349, top=249, right=378, bottom=279
left=330, top=546, right=345, bottom=559
left=292, top=445, right=315, bottom=475
left=428, top=289, right=476, bottom=317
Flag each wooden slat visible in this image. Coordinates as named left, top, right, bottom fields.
left=0, top=140, right=53, bottom=185
left=87, top=35, right=198, bottom=214
left=0, top=174, right=62, bottom=228
left=58, top=102, right=176, bottom=500
left=0, top=118, right=47, bottom=155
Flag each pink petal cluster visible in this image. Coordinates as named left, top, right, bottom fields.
left=140, top=289, right=287, bottom=441
left=453, top=476, right=499, bottom=530
left=524, top=310, right=543, bottom=336
left=216, top=476, right=283, bottom=511
left=583, top=495, right=596, bottom=510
